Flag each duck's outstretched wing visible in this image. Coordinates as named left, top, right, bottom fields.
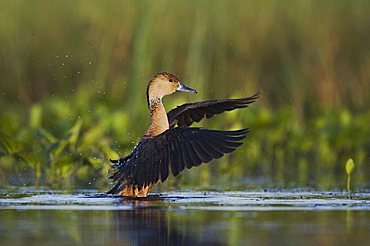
left=108, top=127, right=248, bottom=194
left=167, top=91, right=260, bottom=128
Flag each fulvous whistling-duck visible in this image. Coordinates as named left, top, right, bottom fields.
left=108, top=72, right=259, bottom=197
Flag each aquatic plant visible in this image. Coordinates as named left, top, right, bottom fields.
left=0, top=1, right=369, bottom=190
left=345, top=158, right=355, bottom=193
left=0, top=96, right=369, bottom=190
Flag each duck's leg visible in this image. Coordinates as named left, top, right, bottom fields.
left=136, top=184, right=156, bottom=197
left=118, top=183, right=156, bottom=197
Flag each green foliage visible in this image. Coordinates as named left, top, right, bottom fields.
left=346, top=158, right=355, bottom=192
left=0, top=95, right=125, bottom=189
left=0, top=131, right=23, bottom=155
left=0, top=1, right=369, bottom=190
left=0, top=94, right=369, bottom=190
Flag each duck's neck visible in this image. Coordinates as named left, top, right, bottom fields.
left=144, top=97, right=169, bottom=137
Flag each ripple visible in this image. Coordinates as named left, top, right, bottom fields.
left=0, top=189, right=369, bottom=211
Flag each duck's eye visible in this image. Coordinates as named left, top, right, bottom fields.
left=169, top=79, right=173, bottom=83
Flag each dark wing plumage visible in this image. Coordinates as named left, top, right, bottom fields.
left=167, top=91, right=260, bottom=128
left=107, top=127, right=249, bottom=194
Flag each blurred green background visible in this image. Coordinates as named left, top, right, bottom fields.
left=0, top=0, right=369, bottom=191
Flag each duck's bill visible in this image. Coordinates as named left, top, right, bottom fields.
left=176, top=82, right=197, bottom=94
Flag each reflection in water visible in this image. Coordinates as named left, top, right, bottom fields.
left=113, top=209, right=199, bottom=245
left=111, top=199, right=221, bottom=245
left=0, top=193, right=370, bottom=246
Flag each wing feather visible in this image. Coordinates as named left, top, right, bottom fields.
left=160, top=147, right=170, bottom=182
left=201, top=134, right=235, bottom=154
left=108, top=127, right=249, bottom=194
left=185, top=140, right=203, bottom=166
left=167, top=91, right=259, bottom=128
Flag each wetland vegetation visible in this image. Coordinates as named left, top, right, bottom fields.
left=1, top=2, right=370, bottom=246
left=0, top=0, right=369, bottom=191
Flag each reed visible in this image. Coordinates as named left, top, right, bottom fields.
left=0, top=0, right=369, bottom=190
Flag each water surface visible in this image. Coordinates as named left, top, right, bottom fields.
left=1, top=189, right=369, bottom=246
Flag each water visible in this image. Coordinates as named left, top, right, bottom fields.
left=1, top=188, right=369, bottom=246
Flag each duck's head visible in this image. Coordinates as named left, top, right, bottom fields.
left=147, top=72, right=197, bottom=105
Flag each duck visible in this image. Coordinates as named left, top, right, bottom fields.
left=108, top=72, right=259, bottom=197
